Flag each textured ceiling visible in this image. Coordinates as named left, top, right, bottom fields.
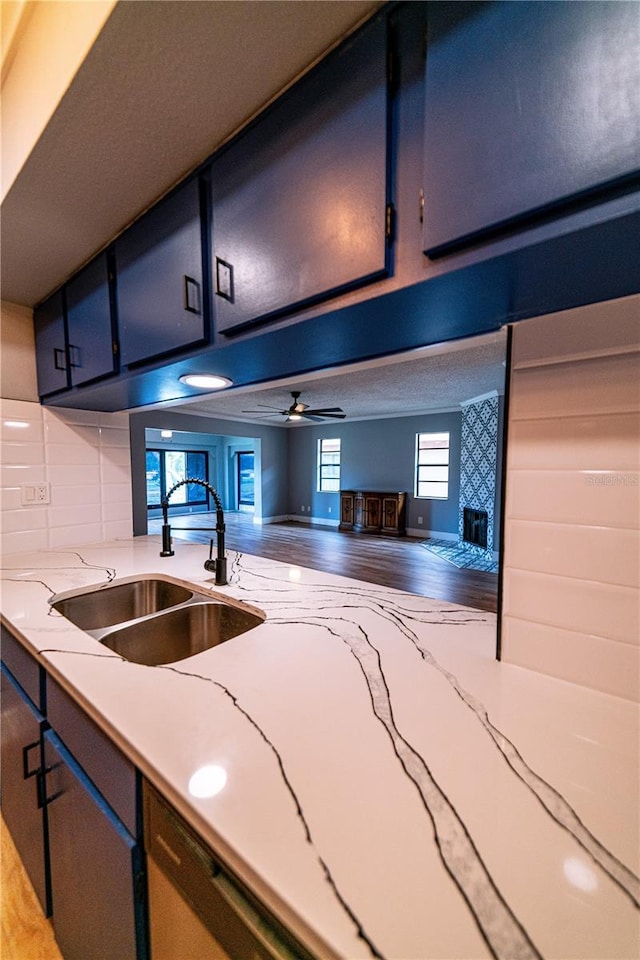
left=163, top=331, right=508, bottom=425
left=1, top=0, right=380, bottom=306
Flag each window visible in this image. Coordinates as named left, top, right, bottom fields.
left=237, top=451, right=255, bottom=507
left=415, top=432, right=450, bottom=499
left=317, top=438, right=341, bottom=492
left=146, top=449, right=208, bottom=508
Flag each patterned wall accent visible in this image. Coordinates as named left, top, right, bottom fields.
left=458, top=394, right=499, bottom=552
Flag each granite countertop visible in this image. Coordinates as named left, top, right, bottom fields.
left=1, top=536, right=638, bottom=959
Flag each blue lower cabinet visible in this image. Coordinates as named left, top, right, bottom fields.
left=43, top=729, right=147, bottom=960
left=0, top=665, right=50, bottom=916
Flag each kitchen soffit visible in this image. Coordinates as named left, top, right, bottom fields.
left=0, top=0, right=381, bottom=308
left=156, top=330, right=508, bottom=426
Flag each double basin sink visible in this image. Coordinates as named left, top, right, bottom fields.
left=50, top=576, right=265, bottom=667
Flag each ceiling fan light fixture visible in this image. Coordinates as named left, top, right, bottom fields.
left=287, top=413, right=302, bottom=421
left=179, top=374, right=233, bottom=390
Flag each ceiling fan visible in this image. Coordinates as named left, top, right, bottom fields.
left=243, top=390, right=346, bottom=423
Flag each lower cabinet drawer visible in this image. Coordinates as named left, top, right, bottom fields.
left=46, top=676, right=138, bottom=836
left=1, top=625, right=43, bottom=710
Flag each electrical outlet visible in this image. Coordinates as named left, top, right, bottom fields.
left=328, top=506, right=332, bottom=513
left=301, top=505, right=305, bottom=512
left=417, top=516, right=423, bottom=525
left=36, top=482, right=51, bottom=503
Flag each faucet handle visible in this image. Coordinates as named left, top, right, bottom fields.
left=160, top=522, right=174, bottom=557
left=204, top=539, right=217, bottom=573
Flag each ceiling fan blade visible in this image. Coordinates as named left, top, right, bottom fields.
left=242, top=410, right=281, bottom=416
left=300, top=414, right=325, bottom=422
left=302, top=407, right=345, bottom=415
left=304, top=411, right=346, bottom=419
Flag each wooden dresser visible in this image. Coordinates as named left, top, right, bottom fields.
left=339, top=491, right=406, bottom=537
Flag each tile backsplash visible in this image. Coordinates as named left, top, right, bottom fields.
left=0, top=399, right=132, bottom=554
left=501, top=294, right=640, bottom=702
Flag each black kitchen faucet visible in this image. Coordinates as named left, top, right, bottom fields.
left=160, top=478, right=227, bottom=585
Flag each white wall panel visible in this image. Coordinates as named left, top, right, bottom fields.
left=509, top=352, right=640, bottom=421
left=502, top=617, right=640, bottom=702
left=508, top=412, right=640, bottom=471
left=506, top=469, right=639, bottom=528
left=503, top=568, right=639, bottom=646
left=502, top=294, right=640, bottom=702
left=505, top=520, right=639, bottom=588
left=0, top=399, right=133, bottom=554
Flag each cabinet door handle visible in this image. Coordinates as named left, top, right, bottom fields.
left=68, top=344, right=81, bottom=368
left=215, top=257, right=234, bottom=302
left=53, top=348, right=67, bottom=371
left=36, top=764, right=62, bottom=809
left=22, top=740, right=41, bottom=780
left=183, top=275, right=201, bottom=314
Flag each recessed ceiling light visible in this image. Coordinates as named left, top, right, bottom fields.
left=179, top=374, right=233, bottom=390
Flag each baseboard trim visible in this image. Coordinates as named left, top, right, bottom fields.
left=288, top=514, right=340, bottom=527
left=407, top=528, right=458, bottom=541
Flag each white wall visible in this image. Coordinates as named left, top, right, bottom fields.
left=0, top=299, right=38, bottom=400
left=0, top=299, right=132, bottom=554
left=501, top=294, right=640, bottom=702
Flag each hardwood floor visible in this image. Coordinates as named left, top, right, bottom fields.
left=149, top=513, right=498, bottom=613
left=1, top=816, right=62, bottom=960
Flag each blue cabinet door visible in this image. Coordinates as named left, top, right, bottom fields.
left=115, top=177, right=207, bottom=367
left=0, top=665, right=50, bottom=915
left=34, top=290, right=68, bottom=397
left=210, top=13, right=390, bottom=332
left=43, top=729, right=144, bottom=960
left=423, top=1, right=640, bottom=254
left=66, top=253, right=116, bottom=387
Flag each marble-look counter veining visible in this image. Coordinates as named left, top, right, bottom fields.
left=1, top=536, right=638, bottom=959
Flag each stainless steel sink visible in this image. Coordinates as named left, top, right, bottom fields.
left=50, top=575, right=265, bottom=665
left=52, top=578, right=193, bottom=630
left=99, top=601, right=263, bottom=666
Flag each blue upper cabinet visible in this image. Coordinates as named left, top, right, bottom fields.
left=34, top=254, right=115, bottom=398
left=422, top=1, right=640, bottom=255
left=115, top=177, right=207, bottom=366
left=210, top=13, right=391, bottom=333
left=34, top=290, right=68, bottom=397
left=66, top=253, right=116, bottom=387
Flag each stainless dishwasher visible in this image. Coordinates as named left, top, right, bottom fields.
left=143, top=780, right=315, bottom=960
